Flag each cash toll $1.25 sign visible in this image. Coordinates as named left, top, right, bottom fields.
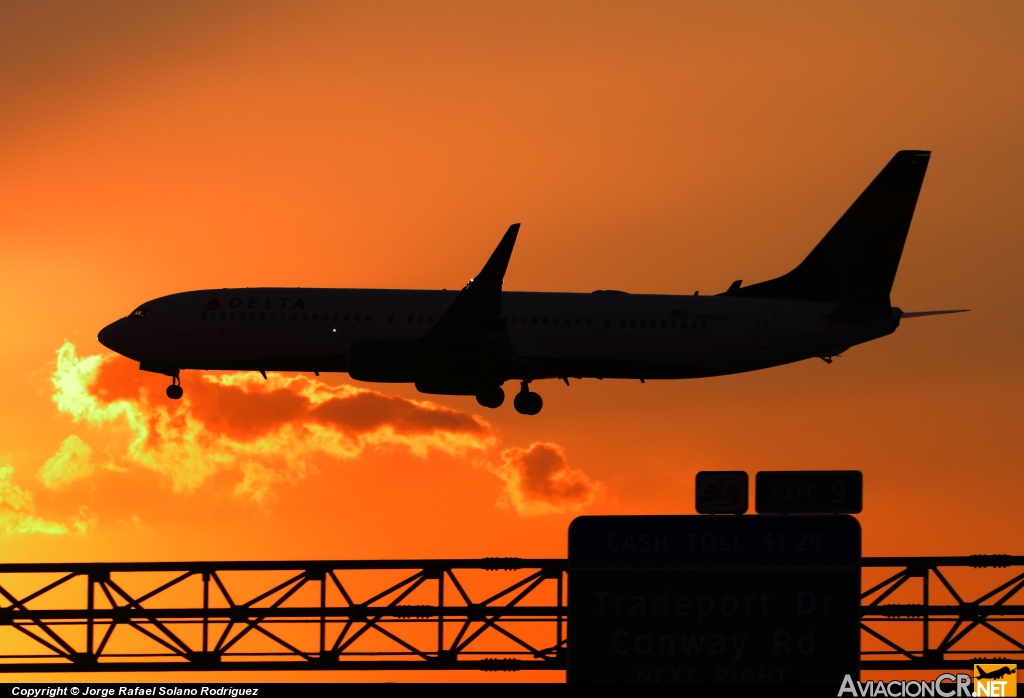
left=567, top=515, right=861, bottom=684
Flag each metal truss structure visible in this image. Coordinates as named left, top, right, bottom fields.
left=1, top=556, right=1021, bottom=673
left=0, top=559, right=565, bottom=673
left=862, top=555, right=1024, bottom=670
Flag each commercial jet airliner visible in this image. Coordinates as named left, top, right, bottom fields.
left=98, top=150, right=964, bottom=415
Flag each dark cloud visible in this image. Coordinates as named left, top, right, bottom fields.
left=90, top=355, right=490, bottom=443
left=52, top=345, right=602, bottom=516
left=309, top=391, right=487, bottom=437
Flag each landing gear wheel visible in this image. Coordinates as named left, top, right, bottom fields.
left=475, top=386, right=505, bottom=409
left=166, top=374, right=183, bottom=400
left=513, top=385, right=543, bottom=415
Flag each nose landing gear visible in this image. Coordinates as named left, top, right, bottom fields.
left=513, top=381, right=542, bottom=415
left=166, top=374, right=183, bottom=400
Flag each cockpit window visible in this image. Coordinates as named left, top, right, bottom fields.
left=131, top=308, right=152, bottom=317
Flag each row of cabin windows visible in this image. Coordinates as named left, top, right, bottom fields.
left=507, top=317, right=594, bottom=328
left=197, top=311, right=707, bottom=331
left=198, top=312, right=436, bottom=324
left=504, top=317, right=708, bottom=330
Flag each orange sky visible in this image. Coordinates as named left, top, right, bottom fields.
left=1, top=0, right=1022, bottom=682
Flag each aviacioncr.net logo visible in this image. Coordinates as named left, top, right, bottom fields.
left=838, top=673, right=973, bottom=697
left=974, top=664, right=1017, bottom=697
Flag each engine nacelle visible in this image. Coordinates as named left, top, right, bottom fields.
left=347, top=339, right=421, bottom=383
left=349, top=339, right=506, bottom=396
left=414, top=378, right=484, bottom=396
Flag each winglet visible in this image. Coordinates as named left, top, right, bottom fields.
left=474, top=223, right=520, bottom=287
left=424, top=224, right=521, bottom=341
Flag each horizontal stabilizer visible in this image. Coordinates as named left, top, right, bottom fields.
left=900, top=309, right=970, bottom=319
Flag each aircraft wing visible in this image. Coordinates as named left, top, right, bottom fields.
left=421, top=224, right=523, bottom=369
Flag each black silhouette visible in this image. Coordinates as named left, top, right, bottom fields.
left=98, top=151, right=965, bottom=413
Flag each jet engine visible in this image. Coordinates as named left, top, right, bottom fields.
left=347, top=339, right=421, bottom=383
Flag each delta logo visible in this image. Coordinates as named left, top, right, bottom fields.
left=975, top=664, right=1017, bottom=697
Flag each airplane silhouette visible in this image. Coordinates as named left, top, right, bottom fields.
left=98, top=150, right=966, bottom=414
left=977, top=666, right=1017, bottom=681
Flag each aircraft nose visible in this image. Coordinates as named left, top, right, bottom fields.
left=97, top=319, right=127, bottom=353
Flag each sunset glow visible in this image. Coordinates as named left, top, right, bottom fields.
left=1, top=0, right=1022, bottom=683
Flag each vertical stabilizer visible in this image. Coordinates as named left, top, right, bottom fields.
left=728, top=150, right=930, bottom=304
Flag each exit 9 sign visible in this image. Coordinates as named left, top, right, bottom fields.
left=755, top=471, right=863, bottom=515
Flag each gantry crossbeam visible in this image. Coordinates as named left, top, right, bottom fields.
left=0, top=559, right=566, bottom=672
left=861, top=555, right=1024, bottom=670
left=1, top=556, right=1021, bottom=672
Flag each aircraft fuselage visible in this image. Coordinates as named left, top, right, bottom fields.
left=99, top=287, right=899, bottom=382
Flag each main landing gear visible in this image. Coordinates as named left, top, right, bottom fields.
left=513, top=381, right=542, bottom=416
left=476, top=383, right=541, bottom=414
left=166, top=374, right=183, bottom=400
left=475, top=385, right=505, bottom=409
